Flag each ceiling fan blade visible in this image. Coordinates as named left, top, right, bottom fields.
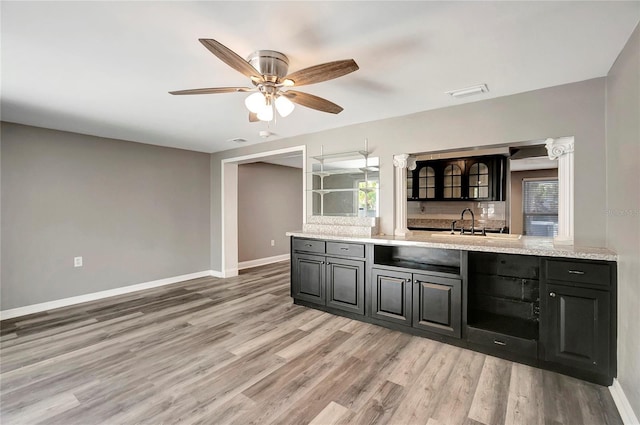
left=282, top=59, right=359, bottom=87
left=199, top=39, right=262, bottom=79
left=281, top=90, right=343, bottom=114
left=169, top=87, right=254, bottom=95
left=249, top=112, right=260, bottom=122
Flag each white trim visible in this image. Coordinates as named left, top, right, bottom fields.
left=393, top=153, right=416, bottom=237
left=220, top=145, right=306, bottom=277
left=545, top=136, right=574, bottom=245
left=210, top=270, right=225, bottom=278
left=0, top=270, right=215, bottom=320
left=610, top=379, right=640, bottom=425
left=238, top=253, right=290, bottom=270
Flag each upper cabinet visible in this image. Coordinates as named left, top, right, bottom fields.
left=408, top=155, right=506, bottom=201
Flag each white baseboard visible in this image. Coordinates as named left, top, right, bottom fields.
left=610, top=378, right=640, bottom=425
left=238, top=253, right=290, bottom=270
left=210, top=270, right=225, bottom=278
left=0, top=270, right=216, bottom=321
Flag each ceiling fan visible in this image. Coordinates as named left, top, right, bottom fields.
left=170, top=39, right=359, bottom=122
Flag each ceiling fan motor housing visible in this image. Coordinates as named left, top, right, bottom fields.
left=247, top=50, right=289, bottom=82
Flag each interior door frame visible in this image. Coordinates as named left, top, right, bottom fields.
left=221, top=145, right=306, bottom=277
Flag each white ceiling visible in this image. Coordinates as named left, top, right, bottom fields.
left=2, top=1, right=639, bottom=153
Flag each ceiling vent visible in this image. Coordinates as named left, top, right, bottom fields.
left=446, top=84, right=489, bottom=98
left=227, top=137, right=247, bottom=143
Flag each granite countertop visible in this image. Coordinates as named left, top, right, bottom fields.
left=286, top=230, right=617, bottom=261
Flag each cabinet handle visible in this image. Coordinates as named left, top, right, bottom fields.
left=406, top=278, right=412, bottom=282
left=321, top=261, right=325, bottom=265
left=493, top=340, right=507, bottom=346
left=568, top=270, right=585, bottom=275
left=326, top=262, right=331, bottom=265
left=305, top=244, right=313, bottom=247
left=549, top=292, right=556, bottom=297
left=340, top=247, right=349, bottom=251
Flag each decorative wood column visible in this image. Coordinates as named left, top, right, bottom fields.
left=545, top=137, right=574, bottom=245
left=393, top=154, right=417, bottom=237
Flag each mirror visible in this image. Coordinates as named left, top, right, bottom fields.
left=309, top=156, right=379, bottom=217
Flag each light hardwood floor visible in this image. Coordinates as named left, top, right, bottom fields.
left=0, top=261, right=622, bottom=425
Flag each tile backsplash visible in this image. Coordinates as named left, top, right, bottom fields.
left=407, top=201, right=507, bottom=230
left=408, top=201, right=506, bottom=220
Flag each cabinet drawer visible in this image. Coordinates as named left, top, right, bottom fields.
left=326, top=242, right=365, bottom=258
left=546, top=260, right=610, bottom=287
left=467, top=326, right=537, bottom=358
left=293, top=238, right=326, bottom=254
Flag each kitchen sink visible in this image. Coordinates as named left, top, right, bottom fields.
left=430, top=231, right=522, bottom=241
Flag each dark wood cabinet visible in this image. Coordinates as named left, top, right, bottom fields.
left=326, top=257, right=365, bottom=315
left=291, top=239, right=365, bottom=314
left=291, top=237, right=617, bottom=385
left=291, top=253, right=325, bottom=305
left=542, top=284, right=610, bottom=375
left=408, top=155, right=506, bottom=201
left=371, top=267, right=462, bottom=338
left=539, top=258, right=616, bottom=384
left=371, top=268, right=412, bottom=326
left=412, top=273, right=461, bottom=338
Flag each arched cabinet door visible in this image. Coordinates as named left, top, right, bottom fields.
left=467, top=162, right=490, bottom=199
left=442, top=163, right=463, bottom=199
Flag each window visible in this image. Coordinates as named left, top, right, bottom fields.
left=523, top=179, right=558, bottom=237
left=358, top=180, right=378, bottom=216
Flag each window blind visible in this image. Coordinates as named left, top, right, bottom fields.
left=523, top=179, right=558, bottom=237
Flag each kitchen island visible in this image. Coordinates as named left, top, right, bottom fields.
left=286, top=231, right=617, bottom=385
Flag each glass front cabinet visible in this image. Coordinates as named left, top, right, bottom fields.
left=408, top=155, right=506, bottom=201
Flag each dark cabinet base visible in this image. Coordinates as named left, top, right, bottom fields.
left=290, top=237, right=616, bottom=386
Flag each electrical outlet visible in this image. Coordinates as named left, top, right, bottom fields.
left=270, top=240, right=275, bottom=247
left=74, top=256, right=83, bottom=268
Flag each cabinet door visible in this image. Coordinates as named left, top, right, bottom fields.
left=466, top=159, right=491, bottom=200
left=326, top=258, right=365, bottom=315
left=543, top=284, right=610, bottom=375
left=371, top=269, right=412, bottom=326
left=412, top=274, right=462, bottom=338
left=292, top=253, right=325, bottom=305
left=442, top=160, right=464, bottom=200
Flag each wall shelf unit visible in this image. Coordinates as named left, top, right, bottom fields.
left=309, top=142, right=379, bottom=217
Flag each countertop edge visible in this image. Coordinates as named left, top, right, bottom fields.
left=286, top=231, right=617, bottom=262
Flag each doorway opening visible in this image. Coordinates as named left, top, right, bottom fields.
left=221, top=146, right=306, bottom=277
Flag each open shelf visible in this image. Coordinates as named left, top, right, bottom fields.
left=311, top=150, right=368, bottom=162
left=373, top=244, right=461, bottom=277
left=467, top=310, right=538, bottom=340
left=374, top=259, right=460, bottom=276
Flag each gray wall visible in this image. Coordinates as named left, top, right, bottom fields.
left=237, top=162, right=302, bottom=263
left=606, top=24, right=640, bottom=417
left=1, top=123, right=211, bottom=310
left=210, top=78, right=606, bottom=271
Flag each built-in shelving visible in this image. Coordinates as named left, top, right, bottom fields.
left=309, top=141, right=379, bottom=217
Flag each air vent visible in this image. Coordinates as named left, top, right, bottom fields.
left=446, top=84, right=489, bottom=98
left=228, top=138, right=247, bottom=143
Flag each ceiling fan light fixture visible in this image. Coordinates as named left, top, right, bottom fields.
left=275, top=95, right=295, bottom=117
left=245, top=92, right=267, bottom=113
left=257, top=105, right=274, bottom=122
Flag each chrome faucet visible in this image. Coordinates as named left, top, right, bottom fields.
left=460, top=208, right=475, bottom=235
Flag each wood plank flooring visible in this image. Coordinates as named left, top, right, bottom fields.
left=0, top=261, right=622, bottom=425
